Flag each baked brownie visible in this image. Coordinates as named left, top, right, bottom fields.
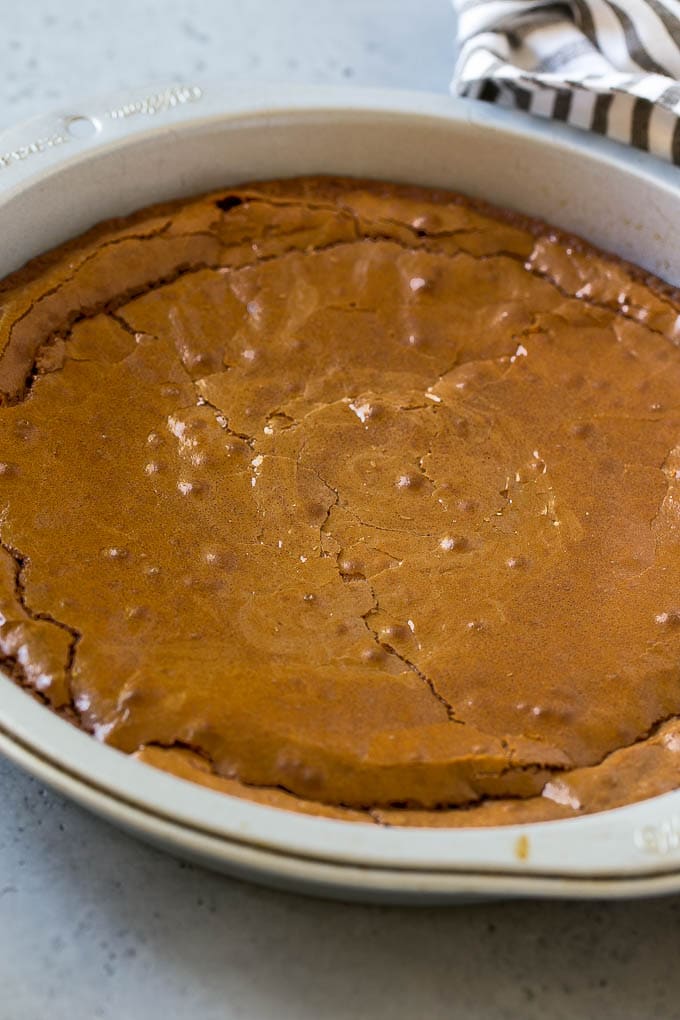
left=0, top=176, right=679, bottom=826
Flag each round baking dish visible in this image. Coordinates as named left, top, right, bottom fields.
left=0, top=83, right=679, bottom=904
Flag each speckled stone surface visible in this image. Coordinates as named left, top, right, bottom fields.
left=0, top=0, right=454, bottom=130
left=0, top=2, right=680, bottom=1019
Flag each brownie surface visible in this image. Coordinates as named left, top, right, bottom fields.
left=1, top=176, right=679, bottom=825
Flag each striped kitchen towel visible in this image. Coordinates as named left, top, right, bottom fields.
left=451, top=0, right=680, bottom=164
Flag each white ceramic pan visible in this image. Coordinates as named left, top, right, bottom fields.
left=0, top=83, right=679, bottom=904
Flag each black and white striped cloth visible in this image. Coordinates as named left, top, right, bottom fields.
left=451, top=0, right=680, bottom=164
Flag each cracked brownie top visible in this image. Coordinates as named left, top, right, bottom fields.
left=1, top=175, right=680, bottom=827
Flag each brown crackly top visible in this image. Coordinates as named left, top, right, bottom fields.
left=1, top=175, right=680, bottom=827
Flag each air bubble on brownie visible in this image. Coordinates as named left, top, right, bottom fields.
left=93, top=720, right=115, bottom=742
left=542, top=779, right=581, bottom=811
left=655, top=610, right=680, bottom=626
left=440, top=535, right=468, bottom=552
left=75, top=693, right=91, bottom=713
left=663, top=731, right=680, bottom=752
left=348, top=400, right=375, bottom=423
left=101, top=546, right=129, bottom=560
left=506, top=555, right=528, bottom=569
left=396, top=472, right=424, bottom=491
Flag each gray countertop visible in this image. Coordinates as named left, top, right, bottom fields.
left=1, top=2, right=680, bottom=1018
